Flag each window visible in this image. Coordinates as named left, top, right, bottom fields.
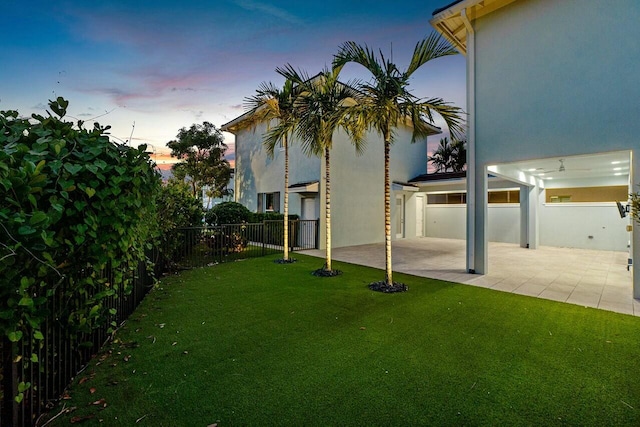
left=427, top=193, right=466, bottom=204
left=488, top=190, right=519, bottom=204
left=427, top=190, right=519, bottom=205
left=545, top=186, right=628, bottom=203
left=257, top=192, right=280, bottom=212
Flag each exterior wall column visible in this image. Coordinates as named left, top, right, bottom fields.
left=632, top=149, right=639, bottom=299
left=464, top=11, right=478, bottom=273
left=472, top=165, right=489, bottom=274
left=520, top=184, right=539, bottom=249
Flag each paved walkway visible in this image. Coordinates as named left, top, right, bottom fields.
left=301, top=237, right=638, bottom=317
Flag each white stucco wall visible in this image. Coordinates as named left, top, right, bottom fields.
left=234, top=121, right=320, bottom=214
left=321, top=126, right=429, bottom=248
left=426, top=204, right=520, bottom=243
left=425, top=200, right=628, bottom=250
left=474, top=0, right=640, bottom=164
left=539, top=204, right=630, bottom=251
left=234, top=119, right=429, bottom=248
left=466, top=0, right=640, bottom=277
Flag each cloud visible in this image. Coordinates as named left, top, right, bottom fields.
left=31, top=103, right=48, bottom=110
left=232, top=0, right=304, bottom=25
left=181, top=109, right=204, bottom=119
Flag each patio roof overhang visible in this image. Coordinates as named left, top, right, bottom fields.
left=392, top=182, right=420, bottom=192
left=289, top=181, right=319, bottom=193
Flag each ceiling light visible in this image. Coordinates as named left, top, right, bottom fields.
left=527, top=168, right=536, bottom=172
left=545, top=177, right=553, bottom=180
left=611, top=161, right=621, bottom=165
left=614, top=167, right=622, bottom=171
left=615, top=172, right=623, bottom=176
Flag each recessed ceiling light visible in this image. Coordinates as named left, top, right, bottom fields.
left=614, top=167, right=622, bottom=171
left=527, top=168, right=536, bottom=172
left=611, top=161, right=622, bottom=165
left=615, top=172, right=623, bottom=176
left=545, top=177, right=553, bottom=180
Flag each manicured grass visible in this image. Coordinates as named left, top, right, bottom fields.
left=50, top=254, right=640, bottom=426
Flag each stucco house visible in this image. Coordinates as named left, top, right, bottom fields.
left=221, top=110, right=440, bottom=249
left=429, top=0, right=639, bottom=297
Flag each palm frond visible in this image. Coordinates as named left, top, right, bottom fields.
left=333, top=41, right=385, bottom=80
left=406, top=32, right=458, bottom=77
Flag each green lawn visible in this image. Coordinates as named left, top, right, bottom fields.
left=50, top=254, right=640, bottom=426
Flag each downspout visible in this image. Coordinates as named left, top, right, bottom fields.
left=461, top=8, right=477, bottom=273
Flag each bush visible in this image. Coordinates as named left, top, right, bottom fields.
left=155, top=179, right=204, bottom=269
left=0, top=98, right=160, bottom=387
left=205, top=201, right=251, bottom=225
left=250, top=212, right=299, bottom=223
left=157, top=178, right=203, bottom=230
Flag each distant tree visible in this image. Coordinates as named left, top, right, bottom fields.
left=167, top=122, right=232, bottom=200
left=451, top=139, right=467, bottom=172
left=428, top=137, right=466, bottom=173
left=157, top=178, right=203, bottom=231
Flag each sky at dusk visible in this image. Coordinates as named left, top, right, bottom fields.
left=1, top=0, right=466, bottom=167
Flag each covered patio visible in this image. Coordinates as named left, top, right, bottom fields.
left=302, top=237, right=638, bottom=316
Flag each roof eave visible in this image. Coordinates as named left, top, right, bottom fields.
left=430, top=0, right=519, bottom=55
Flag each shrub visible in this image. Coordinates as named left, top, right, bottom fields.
left=155, top=179, right=204, bottom=269
left=0, top=98, right=160, bottom=360
left=157, top=178, right=203, bottom=230
left=205, top=201, right=251, bottom=225
left=250, top=212, right=299, bottom=223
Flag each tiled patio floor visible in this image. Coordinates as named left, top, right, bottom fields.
left=301, top=237, right=638, bottom=317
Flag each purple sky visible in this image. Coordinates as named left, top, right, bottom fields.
left=1, top=0, right=465, bottom=163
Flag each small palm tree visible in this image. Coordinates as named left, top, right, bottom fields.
left=429, top=137, right=467, bottom=172
left=245, top=79, right=298, bottom=262
left=274, top=64, right=366, bottom=275
left=451, top=139, right=467, bottom=172
left=334, top=33, right=465, bottom=289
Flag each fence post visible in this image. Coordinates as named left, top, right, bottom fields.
left=315, top=219, right=320, bottom=249
left=2, top=337, right=18, bottom=427
left=261, top=222, right=266, bottom=256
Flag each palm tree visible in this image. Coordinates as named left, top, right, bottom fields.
left=244, top=79, right=298, bottom=262
left=274, top=64, right=366, bottom=275
left=450, top=139, right=467, bottom=172
left=429, top=137, right=454, bottom=172
left=334, top=33, right=465, bottom=289
left=428, top=137, right=467, bottom=172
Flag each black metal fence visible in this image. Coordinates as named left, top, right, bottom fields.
left=0, top=220, right=318, bottom=426
left=155, top=220, right=319, bottom=270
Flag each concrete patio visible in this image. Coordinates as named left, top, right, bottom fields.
left=301, top=237, right=638, bottom=317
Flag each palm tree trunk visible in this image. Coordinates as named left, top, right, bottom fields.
left=384, top=134, right=392, bottom=285
left=325, top=146, right=332, bottom=271
left=283, top=136, right=289, bottom=261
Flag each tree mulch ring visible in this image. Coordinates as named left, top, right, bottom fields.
left=368, top=281, right=408, bottom=293
left=273, top=258, right=297, bottom=264
left=312, top=268, right=342, bottom=277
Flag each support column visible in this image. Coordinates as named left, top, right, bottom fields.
left=519, top=184, right=529, bottom=248
left=473, top=166, right=489, bottom=274
left=464, top=10, right=477, bottom=274
left=632, top=149, right=639, bottom=299
left=520, top=184, right=539, bottom=249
